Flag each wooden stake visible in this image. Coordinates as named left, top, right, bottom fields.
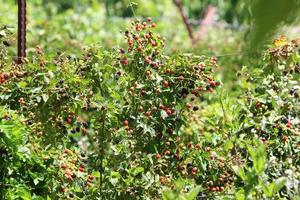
left=17, top=0, right=26, bottom=64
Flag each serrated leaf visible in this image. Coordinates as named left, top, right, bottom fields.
left=272, top=177, right=287, bottom=196
left=232, top=166, right=246, bottom=181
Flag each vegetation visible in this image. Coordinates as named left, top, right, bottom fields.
left=0, top=1, right=299, bottom=199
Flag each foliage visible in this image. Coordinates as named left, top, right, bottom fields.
left=250, top=0, right=300, bottom=48
left=0, top=0, right=299, bottom=199
left=0, top=19, right=221, bottom=199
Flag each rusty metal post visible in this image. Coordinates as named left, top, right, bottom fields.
left=17, top=0, right=26, bottom=63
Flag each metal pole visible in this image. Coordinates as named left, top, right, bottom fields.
left=17, top=0, right=26, bottom=64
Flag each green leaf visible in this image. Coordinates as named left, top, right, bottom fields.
left=271, top=177, right=287, bottom=196
left=235, top=189, right=246, bottom=200
left=92, top=171, right=100, bottom=178
left=261, top=181, right=272, bottom=197
left=247, top=142, right=266, bottom=175
left=132, top=166, right=144, bottom=176
left=0, top=30, right=6, bottom=37
left=232, top=166, right=247, bottom=181
left=17, top=187, right=32, bottom=200
left=42, top=94, right=49, bottom=103
left=186, top=186, right=201, bottom=200
left=250, top=0, right=300, bottom=48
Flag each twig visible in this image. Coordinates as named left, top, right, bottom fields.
left=173, top=0, right=194, bottom=40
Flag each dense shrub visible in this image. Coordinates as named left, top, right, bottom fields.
left=172, top=37, right=300, bottom=199
left=0, top=19, right=220, bottom=199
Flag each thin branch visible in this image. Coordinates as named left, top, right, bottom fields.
left=173, top=0, right=194, bottom=40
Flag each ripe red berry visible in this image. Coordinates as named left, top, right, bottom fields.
left=286, top=120, right=292, bottom=128
left=195, top=143, right=201, bottom=149
left=145, top=56, right=152, bottom=64
left=66, top=118, right=72, bottom=124
left=88, top=175, right=94, bottom=181
left=133, top=34, right=139, bottom=40
left=128, top=39, right=133, bottom=46
left=164, top=150, right=171, bottom=156
left=155, top=153, right=161, bottom=160
left=151, top=41, right=157, bottom=47
left=79, top=167, right=84, bottom=172
left=137, top=45, right=142, bottom=52
left=145, top=111, right=151, bottom=118
left=163, top=80, right=169, bottom=87
left=192, top=167, right=198, bottom=173
left=86, top=182, right=92, bottom=187
left=121, top=58, right=129, bottom=65
left=166, top=109, right=173, bottom=116
left=209, top=81, right=216, bottom=87
left=145, top=33, right=151, bottom=39
left=123, top=120, right=129, bottom=126
left=152, top=62, right=158, bottom=69
left=188, top=142, right=193, bottom=149
left=151, top=23, right=157, bottom=28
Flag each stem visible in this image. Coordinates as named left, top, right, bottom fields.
left=17, top=0, right=26, bottom=64
left=98, top=112, right=106, bottom=194
left=173, top=0, right=194, bottom=40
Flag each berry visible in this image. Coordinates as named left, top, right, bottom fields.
left=286, top=120, right=292, bottom=128
left=79, top=167, right=85, bottom=172
left=186, top=103, right=192, bottom=109
left=188, top=142, right=193, bottom=149
left=146, top=70, right=151, bottom=77
left=195, top=143, right=201, bottom=149
left=65, top=117, right=72, bottom=123
left=193, top=105, right=199, bottom=111
left=152, top=62, right=158, bottom=69
left=133, top=34, right=139, bottom=40
left=166, top=109, right=173, bottom=116
left=164, top=150, right=171, bottom=156
left=145, top=111, right=151, bottom=118
left=121, top=58, right=129, bottom=65
left=88, top=175, right=94, bottom=181
left=123, top=120, right=129, bottom=126
left=192, top=167, right=198, bottom=173
left=151, top=41, right=157, bottom=47
left=163, top=80, right=169, bottom=87
left=155, top=153, right=161, bottom=160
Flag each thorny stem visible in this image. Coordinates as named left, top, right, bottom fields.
left=17, top=0, right=26, bottom=64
